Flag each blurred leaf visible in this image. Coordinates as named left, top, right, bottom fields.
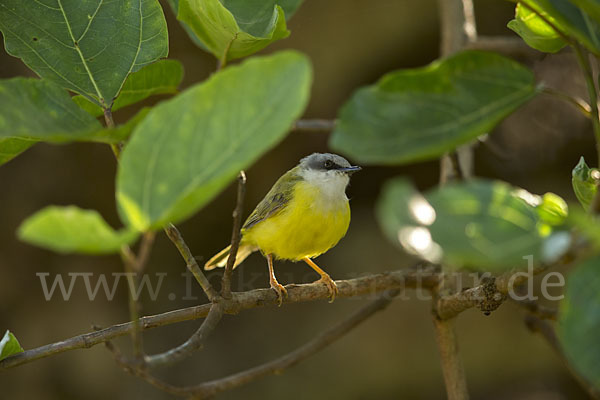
left=73, top=60, right=184, bottom=117
left=0, top=137, right=36, bottom=166
left=18, top=206, right=139, bottom=254
left=178, top=0, right=289, bottom=62
left=568, top=208, right=600, bottom=247
left=377, top=178, right=545, bottom=270
left=330, top=51, right=538, bottom=165
left=508, top=3, right=567, bottom=52
left=525, top=0, right=600, bottom=55
left=572, top=156, right=599, bottom=211
left=537, top=192, right=569, bottom=226
left=116, top=51, right=312, bottom=231
left=0, top=78, right=101, bottom=141
left=0, top=331, right=23, bottom=361
left=571, top=0, right=600, bottom=23
left=0, top=0, right=168, bottom=107
left=87, top=108, right=151, bottom=144
left=558, top=256, right=600, bottom=391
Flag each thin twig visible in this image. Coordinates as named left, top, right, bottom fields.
left=144, top=303, right=224, bottom=368
left=464, top=35, right=542, bottom=60
left=432, top=317, right=469, bottom=400
left=292, top=119, right=336, bottom=131
left=120, top=245, right=144, bottom=359
left=181, top=290, right=402, bottom=398
left=541, top=87, right=592, bottom=119
left=110, top=290, right=402, bottom=398
left=221, top=171, right=247, bottom=299
left=165, top=223, right=220, bottom=302
left=0, top=265, right=439, bottom=370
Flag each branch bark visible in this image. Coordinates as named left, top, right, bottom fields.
left=221, top=171, right=247, bottom=298
left=165, top=223, right=220, bottom=302
left=0, top=265, right=438, bottom=370
left=432, top=317, right=469, bottom=400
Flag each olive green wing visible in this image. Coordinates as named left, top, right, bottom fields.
left=242, top=168, right=302, bottom=230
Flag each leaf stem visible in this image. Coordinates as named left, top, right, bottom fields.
left=541, top=87, right=592, bottom=118
left=573, top=43, right=600, bottom=163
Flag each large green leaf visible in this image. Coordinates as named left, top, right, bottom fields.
left=0, top=78, right=101, bottom=141
left=0, top=137, right=36, bottom=166
left=376, top=178, right=548, bottom=270
left=116, top=51, right=312, bottom=231
left=558, top=256, right=600, bottom=391
left=522, top=0, right=600, bottom=55
left=508, top=3, right=567, bottom=52
left=0, top=0, right=168, bottom=107
left=18, top=206, right=139, bottom=254
left=330, top=51, right=538, bottom=165
left=572, top=156, right=599, bottom=211
left=0, top=331, right=23, bottom=361
left=178, top=0, right=289, bottom=62
left=73, top=60, right=184, bottom=117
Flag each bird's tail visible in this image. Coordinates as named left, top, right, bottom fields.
left=204, top=243, right=258, bottom=270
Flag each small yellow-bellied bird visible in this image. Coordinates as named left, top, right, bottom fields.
left=205, top=153, right=361, bottom=304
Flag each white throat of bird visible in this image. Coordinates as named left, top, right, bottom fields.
left=299, top=168, right=350, bottom=204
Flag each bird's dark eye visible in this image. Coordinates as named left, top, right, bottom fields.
left=323, top=160, right=334, bottom=169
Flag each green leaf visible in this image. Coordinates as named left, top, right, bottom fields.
left=526, top=0, right=600, bottom=55
left=0, top=137, right=36, bottom=166
left=0, top=0, right=168, bottom=107
left=330, top=51, right=538, bottom=165
left=73, top=60, right=184, bottom=117
left=558, top=256, right=600, bottom=391
left=537, top=192, right=569, bottom=226
left=508, top=3, right=567, bottom=52
left=571, top=0, right=600, bottom=24
left=376, top=178, right=545, bottom=270
left=0, top=78, right=101, bottom=141
left=568, top=208, right=600, bottom=248
left=0, top=331, right=23, bottom=361
left=572, top=156, right=599, bottom=211
left=18, top=206, right=139, bottom=254
left=178, top=0, right=289, bottom=61
left=117, top=51, right=312, bottom=231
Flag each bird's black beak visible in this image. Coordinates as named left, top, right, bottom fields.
left=337, top=166, right=362, bottom=175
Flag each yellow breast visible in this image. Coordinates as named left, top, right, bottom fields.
left=242, top=180, right=351, bottom=261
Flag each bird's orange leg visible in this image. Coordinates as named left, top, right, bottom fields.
left=302, top=257, right=338, bottom=303
left=267, top=254, right=287, bottom=306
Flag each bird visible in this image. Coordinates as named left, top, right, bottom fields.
left=204, top=153, right=361, bottom=304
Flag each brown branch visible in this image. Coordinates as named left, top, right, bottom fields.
left=110, top=290, right=402, bottom=398
left=165, top=223, right=220, bottom=302
left=292, top=119, right=336, bottom=131
left=464, top=36, right=542, bottom=60
left=432, top=317, right=469, bottom=400
left=0, top=265, right=439, bottom=370
left=221, top=171, right=247, bottom=298
left=144, top=303, right=224, bottom=368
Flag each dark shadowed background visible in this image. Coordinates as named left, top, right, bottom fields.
left=0, top=0, right=594, bottom=398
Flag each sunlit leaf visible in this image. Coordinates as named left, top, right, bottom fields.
left=73, top=60, right=184, bottom=117
left=330, top=51, right=538, bottom=165
left=0, top=331, right=23, bottom=361
left=0, top=0, right=168, bottom=107
left=508, top=3, right=566, bottom=52
left=116, top=51, right=312, bottom=231
left=377, top=178, right=547, bottom=270
left=18, top=206, right=139, bottom=254
left=558, top=256, right=600, bottom=391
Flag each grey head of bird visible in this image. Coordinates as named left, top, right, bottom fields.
left=297, top=153, right=361, bottom=197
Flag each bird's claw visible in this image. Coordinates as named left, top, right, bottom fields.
left=270, top=280, right=288, bottom=306
left=319, top=275, right=338, bottom=303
